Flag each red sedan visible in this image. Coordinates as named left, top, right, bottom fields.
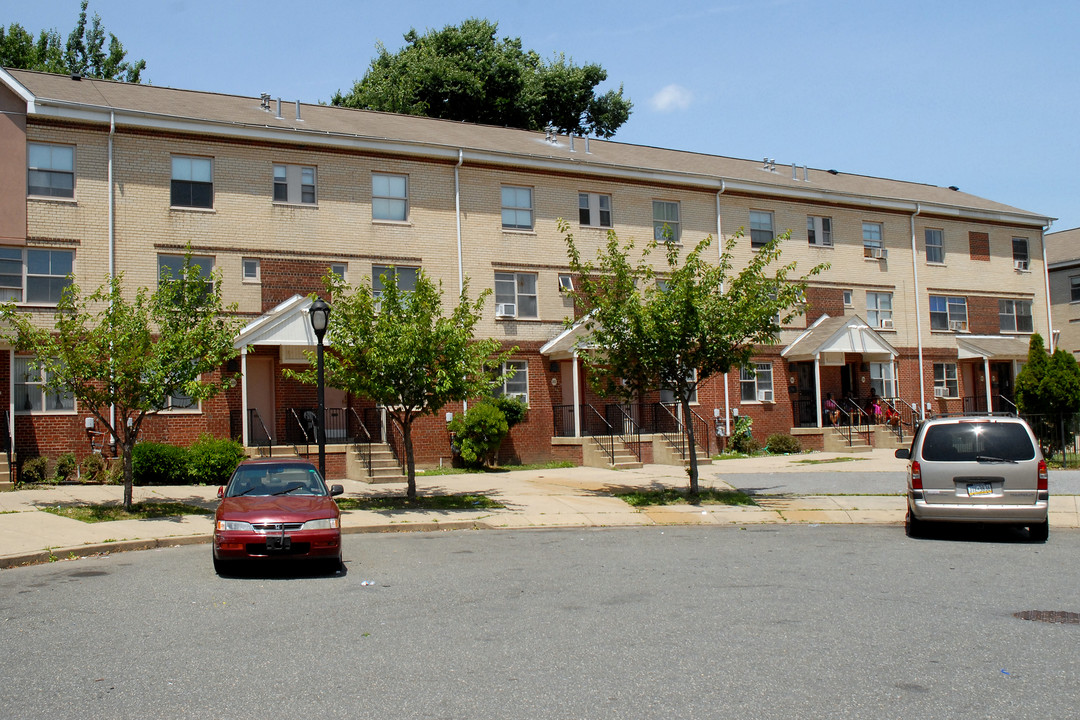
left=213, top=458, right=344, bottom=574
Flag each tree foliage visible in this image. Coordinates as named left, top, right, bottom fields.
left=332, top=18, right=631, bottom=138
left=0, top=255, right=242, bottom=509
left=564, top=223, right=827, bottom=493
left=289, top=269, right=514, bottom=499
left=1, top=1, right=145, bottom=82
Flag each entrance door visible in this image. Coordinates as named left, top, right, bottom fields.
left=247, top=356, right=276, bottom=444
left=795, top=363, right=817, bottom=426
left=990, top=362, right=1014, bottom=411
left=325, top=387, right=347, bottom=441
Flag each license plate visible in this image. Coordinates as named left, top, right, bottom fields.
left=967, top=483, right=993, bottom=497
left=266, top=536, right=292, bottom=552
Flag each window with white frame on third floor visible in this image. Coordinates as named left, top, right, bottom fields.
left=925, top=228, right=944, bottom=263
left=863, top=222, right=884, bottom=258
left=653, top=200, right=680, bottom=242
left=999, top=299, right=1033, bottom=333
left=579, top=192, right=612, bottom=228
left=274, top=164, right=316, bottom=204
left=750, top=211, right=774, bottom=248
left=494, top=272, right=537, bottom=319
left=929, top=295, right=968, bottom=332
left=0, top=248, right=73, bottom=304
left=372, top=173, right=408, bottom=221
left=171, top=156, right=213, bottom=209
left=27, top=143, right=75, bottom=198
left=807, top=215, right=832, bottom=247
left=501, top=186, right=533, bottom=230
left=866, top=291, right=893, bottom=329
left=1012, top=237, right=1030, bottom=271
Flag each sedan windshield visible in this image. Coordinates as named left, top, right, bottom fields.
left=921, top=422, right=1036, bottom=463
left=226, top=465, right=328, bottom=497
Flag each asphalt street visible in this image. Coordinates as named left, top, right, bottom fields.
left=2, top=525, right=1079, bottom=719
left=721, top=469, right=1080, bottom=496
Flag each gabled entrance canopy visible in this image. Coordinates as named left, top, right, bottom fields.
left=782, top=314, right=898, bottom=364
left=234, top=294, right=328, bottom=349
left=539, top=316, right=596, bottom=360
left=956, top=335, right=1030, bottom=361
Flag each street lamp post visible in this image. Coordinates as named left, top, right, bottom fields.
left=309, top=297, right=331, bottom=478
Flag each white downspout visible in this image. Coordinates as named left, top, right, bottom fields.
left=454, top=149, right=467, bottom=414
left=1042, top=220, right=1054, bottom=351
left=910, top=203, right=926, bottom=419
left=716, top=183, right=731, bottom=435
left=108, top=111, right=117, bottom=445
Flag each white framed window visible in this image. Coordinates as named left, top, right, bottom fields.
left=999, top=299, right=1033, bottom=333
left=867, top=291, right=893, bottom=329
left=242, top=258, right=260, bottom=283
left=330, top=263, right=347, bottom=282
left=842, top=289, right=853, bottom=307
left=661, top=368, right=698, bottom=404
left=925, top=228, right=944, bottom=263
left=14, top=356, right=73, bottom=413
left=372, top=173, right=408, bottom=221
left=158, top=254, right=214, bottom=299
left=273, top=164, right=316, bottom=204
left=869, top=362, right=896, bottom=398
left=558, top=274, right=574, bottom=292
left=929, top=295, right=968, bottom=331
left=0, top=248, right=73, bottom=304
left=578, top=192, right=612, bottom=227
left=807, top=216, right=832, bottom=247
left=749, top=210, right=774, bottom=248
left=934, top=363, right=959, bottom=398
left=740, top=363, right=773, bottom=403
left=27, top=143, right=75, bottom=198
left=372, top=265, right=418, bottom=300
left=163, top=387, right=197, bottom=411
left=1012, top=237, right=1029, bottom=271
left=501, top=186, right=533, bottom=230
left=653, top=200, right=680, bottom=242
left=863, top=222, right=883, bottom=257
left=495, top=360, right=529, bottom=402
left=494, top=272, right=537, bottom=319
left=1071, top=276, right=1080, bottom=303
left=170, top=156, right=213, bottom=208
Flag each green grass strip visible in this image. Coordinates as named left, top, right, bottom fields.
left=40, top=502, right=212, bottom=523
left=336, top=494, right=504, bottom=511
left=615, top=487, right=756, bottom=508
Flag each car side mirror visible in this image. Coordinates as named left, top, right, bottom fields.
left=217, top=486, right=224, bottom=499
left=330, top=484, right=344, bottom=497
left=894, top=449, right=909, bottom=459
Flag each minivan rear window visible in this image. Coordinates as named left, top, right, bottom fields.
left=921, top=422, right=1035, bottom=462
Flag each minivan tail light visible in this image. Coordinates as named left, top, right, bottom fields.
left=911, top=460, right=922, bottom=490
left=1038, top=459, right=1048, bottom=491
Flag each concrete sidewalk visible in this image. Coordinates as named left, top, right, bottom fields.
left=1, top=450, right=1076, bottom=568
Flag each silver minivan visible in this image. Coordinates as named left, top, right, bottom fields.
left=895, top=414, right=1049, bottom=541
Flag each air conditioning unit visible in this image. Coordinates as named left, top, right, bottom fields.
left=880, top=318, right=894, bottom=329
left=866, top=247, right=887, bottom=260
left=1014, top=259, right=1028, bottom=271
left=757, top=390, right=773, bottom=402
left=948, top=320, right=968, bottom=332
left=933, top=387, right=948, bottom=398
left=495, top=303, right=516, bottom=318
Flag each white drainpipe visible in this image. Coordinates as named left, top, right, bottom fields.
left=1041, top=220, right=1054, bottom=351
left=910, top=204, right=926, bottom=419
left=454, top=149, right=467, bottom=414
left=108, top=111, right=117, bottom=444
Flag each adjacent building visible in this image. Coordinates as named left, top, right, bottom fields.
left=1047, top=227, right=1080, bottom=359
left=0, top=67, right=1057, bottom=477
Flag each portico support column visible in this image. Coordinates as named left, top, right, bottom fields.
left=240, top=346, right=249, bottom=446
left=572, top=351, right=581, bottom=438
left=814, top=356, right=823, bottom=428
left=983, top=357, right=993, bottom=411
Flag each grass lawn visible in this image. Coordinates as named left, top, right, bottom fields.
left=615, top=487, right=756, bottom=507
left=791, top=456, right=868, bottom=465
left=417, top=460, right=575, bottom=476
left=40, top=502, right=212, bottom=523
left=335, top=494, right=504, bottom=511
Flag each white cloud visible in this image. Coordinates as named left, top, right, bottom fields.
left=649, top=84, right=693, bottom=112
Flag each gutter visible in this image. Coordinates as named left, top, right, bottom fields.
left=1042, top=220, right=1055, bottom=351
left=910, top=204, right=926, bottom=420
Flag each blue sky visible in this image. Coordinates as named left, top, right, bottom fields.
left=6, top=0, right=1078, bottom=231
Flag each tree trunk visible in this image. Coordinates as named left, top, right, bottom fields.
left=682, top=391, right=699, bottom=495
left=122, top=440, right=134, bottom=511
left=403, top=418, right=417, bottom=500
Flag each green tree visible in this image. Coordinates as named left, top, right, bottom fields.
left=290, top=269, right=514, bottom=499
left=1016, top=334, right=1053, bottom=416
left=1, top=1, right=145, bottom=82
left=564, top=223, right=827, bottom=494
left=1016, top=334, right=1080, bottom=454
left=332, top=18, right=631, bottom=138
left=0, top=255, right=242, bottom=509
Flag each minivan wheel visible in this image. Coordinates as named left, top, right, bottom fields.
left=905, top=508, right=922, bottom=538
left=1029, top=520, right=1049, bottom=543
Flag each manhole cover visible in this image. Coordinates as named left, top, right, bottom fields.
left=1013, top=610, right=1080, bottom=624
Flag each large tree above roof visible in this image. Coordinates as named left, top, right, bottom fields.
left=331, top=18, right=632, bottom=138
left=0, top=1, right=145, bottom=83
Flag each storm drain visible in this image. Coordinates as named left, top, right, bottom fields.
left=1013, top=610, right=1080, bottom=624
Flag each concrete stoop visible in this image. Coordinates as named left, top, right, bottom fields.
left=652, top=437, right=713, bottom=467
left=582, top=437, right=643, bottom=470
left=348, top=443, right=408, bottom=484
left=822, top=428, right=873, bottom=453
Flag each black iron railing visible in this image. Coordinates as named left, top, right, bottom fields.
left=581, top=403, right=615, bottom=464
left=385, top=413, right=408, bottom=476
left=552, top=404, right=576, bottom=438
left=247, top=408, right=274, bottom=456
left=653, top=402, right=687, bottom=460
left=605, top=403, right=642, bottom=462
left=348, top=407, right=373, bottom=475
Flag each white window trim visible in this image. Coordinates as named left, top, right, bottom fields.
left=652, top=200, right=680, bottom=243
left=928, top=295, right=968, bottom=332
left=866, top=291, right=894, bottom=330
left=13, top=356, right=75, bottom=415
left=494, top=271, right=538, bottom=320
left=807, top=215, right=833, bottom=247
left=330, top=263, right=347, bottom=283
left=0, top=247, right=74, bottom=306
left=170, top=155, right=214, bottom=210
left=27, top=142, right=76, bottom=200
left=496, top=360, right=529, bottom=402
left=933, top=362, right=959, bottom=399
left=578, top=192, right=613, bottom=228
left=501, top=186, right=534, bottom=231
left=999, top=298, right=1034, bottom=334
left=739, top=363, right=773, bottom=404
left=925, top=228, right=945, bottom=264
left=158, top=253, right=215, bottom=288
left=372, top=173, right=409, bottom=222
left=242, top=258, right=261, bottom=284
left=273, top=164, right=317, bottom=206
left=749, top=210, right=775, bottom=248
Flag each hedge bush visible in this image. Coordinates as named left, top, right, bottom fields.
left=80, top=453, right=107, bottom=484
left=186, top=435, right=246, bottom=486
left=132, top=441, right=190, bottom=485
left=19, top=456, right=49, bottom=485
left=765, top=433, right=802, bottom=455
left=53, top=452, right=77, bottom=482
left=449, top=402, right=509, bottom=468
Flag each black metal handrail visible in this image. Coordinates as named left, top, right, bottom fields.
left=880, top=397, right=906, bottom=443
left=605, top=403, right=642, bottom=462
left=552, top=403, right=576, bottom=438
left=843, top=398, right=873, bottom=446
left=833, top=405, right=854, bottom=447
left=288, top=407, right=312, bottom=458
left=385, top=413, right=408, bottom=476
left=247, top=408, right=274, bottom=456
left=685, top=405, right=711, bottom=456
left=348, top=407, right=373, bottom=476
left=1, top=410, right=11, bottom=472
left=654, top=402, right=687, bottom=460
left=581, top=403, right=616, bottom=464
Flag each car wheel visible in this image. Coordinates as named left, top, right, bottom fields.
left=1029, top=520, right=1049, bottom=543
left=324, top=557, right=343, bottom=575
left=905, top=507, right=922, bottom=538
left=213, top=555, right=231, bottom=575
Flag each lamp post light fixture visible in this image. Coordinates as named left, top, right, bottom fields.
left=309, top=297, right=331, bottom=478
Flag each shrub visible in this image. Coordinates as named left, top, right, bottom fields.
left=489, top=395, right=528, bottom=428
left=449, top=402, right=509, bottom=468
left=19, top=456, right=49, bottom=485
left=765, top=433, right=801, bottom=455
left=105, top=458, right=124, bottom=485
left=132, top=441, right=189, bottom=485
left=80, top=453, right=107, bottom=484
left=53, top=452, right=78, bottom=483
left=730, top=434, right=760, bottom=454
left=186, top=435, right=246, bottom=486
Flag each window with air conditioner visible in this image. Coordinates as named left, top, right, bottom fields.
left=933, top=363, right=958, bottom=398
left=929, top=295, right=968, bottom=331
left=739, top=363, right=773, bottom=403
left=494, top=272, right=537, bottom=319
left=1012, top=237, right=1029, bottom=271
left=867, top=291, right=893, bottom=329
left=863, top=222, right=883, bottom=257
left=494, top=360, right=529, bottom=402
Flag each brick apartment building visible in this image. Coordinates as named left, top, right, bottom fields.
left=0, top=67, right=1056, bottom=476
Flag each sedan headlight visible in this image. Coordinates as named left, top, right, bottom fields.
left=216, top=520, right=254, bottom=532
left=302, top=517, right=340, bottom=530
